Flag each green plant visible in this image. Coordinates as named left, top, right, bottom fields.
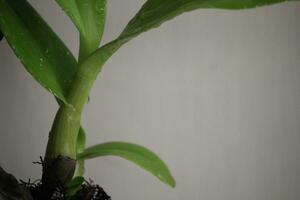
left=0, top=0, right=298, bottom=198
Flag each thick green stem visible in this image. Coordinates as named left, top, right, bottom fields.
left=78, top=35, right=98, bottom=63
left=42, top=69, right=94, bottom=193
left=44, top=67, right=95, bottom=166
left=43, top=31, right=107, bottom=188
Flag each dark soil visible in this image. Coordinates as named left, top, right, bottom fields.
left=23, top=180, right=111, bottom=200
left=1, top=159, right=110, bottom=200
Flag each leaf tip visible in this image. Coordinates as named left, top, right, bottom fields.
left=163, top=173, right=176, bottom=188
left=167, top=178, right=176, bottom=188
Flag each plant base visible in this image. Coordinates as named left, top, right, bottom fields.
left=24, top=180, right=111, bottom=200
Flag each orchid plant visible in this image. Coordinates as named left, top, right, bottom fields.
left=0, top=0, right=298, bottom=198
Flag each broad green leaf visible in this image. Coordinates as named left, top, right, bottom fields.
left=56, top=0, right=107, bottom=61
left=73, top=127, right=86, bottom=177
left=78, top=142, right=176, bottom=187
left=80, top=0, right=298, bottom=79
left=0, top=0, right=77, bottom=104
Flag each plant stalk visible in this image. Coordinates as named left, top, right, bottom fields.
left=44, top=77, right=89, bottom=162
left=43, top=26, right=107, bottom=188
left=44, top=63, right=98, bottom=170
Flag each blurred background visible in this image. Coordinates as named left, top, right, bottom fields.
left=0, top=1, right=300, bottom=199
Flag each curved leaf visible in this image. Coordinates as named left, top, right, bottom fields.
left=0, top=0, right=77, bottom=104
left=78, top=142, right=176, bottom=187
left=56, top=0, right=106, bottom=61
left=80, top=0, right=298, bottom=79
left=120, top=0, right=299, bottom=39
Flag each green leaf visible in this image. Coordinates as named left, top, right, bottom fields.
left=66, top=176, right=84, bottom=189
left=78, top=142, right=176, bottom=187
left=79, top=0, right=298, bottom=79
left=73, top=127, right=86, bottom=177
left=65, top=176, right=84, bottom=198
left=0, top=0, right=77, bottom=104
left=120, top=0, right=299, bottom=40
left=76, top=127, right=86, bottom=154
left=56, top=0, right=107, bottom=61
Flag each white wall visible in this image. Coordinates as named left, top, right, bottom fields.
left=1, top=1, right=300, bottom=200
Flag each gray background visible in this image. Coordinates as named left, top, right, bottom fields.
left=1, top=1, right=300, bottom=200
